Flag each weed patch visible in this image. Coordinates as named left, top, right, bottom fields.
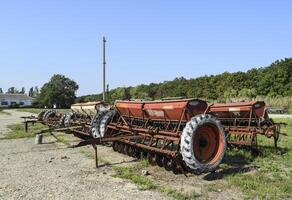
left=3, top=123, right=47, bottom=139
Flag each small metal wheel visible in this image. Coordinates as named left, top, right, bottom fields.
left=147, top=152, right=156, bottom=166
left=162, top=157, right=172, bottom=171
left=126, top=145, right=135, bottom=156
left=156, top=154, right=164, bottom=167
left=122, top=144, right=129, bottom=154
left=133, top=148, right=141, bottom=159
left=112, top=141, right=119, bottom=152
left=170, top=160, right=180, bottom=175
left=117, top=143, right=124, bottom=153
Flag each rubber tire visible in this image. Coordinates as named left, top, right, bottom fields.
left=90, top=111, right=107, bottom=138
left=180, top=114, right=226, bottom=174
left=42, top=110, right=51, bottom=121
left=58, top=114, right=66, bottom=128
left=64, top=112, right=75, bottom=128
left=99, top=110, right=116, bottom=137
left=91, top=110, right=116, bottom=138
left=44, top=110, right=55, bottom=123
left=38, top=111, right=46, bottom=121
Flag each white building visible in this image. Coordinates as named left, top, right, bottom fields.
left=0, top=94, right=34, bottom=107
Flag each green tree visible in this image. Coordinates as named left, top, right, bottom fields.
left=37, top=74, right=79, bottom=108
left=223, top=88, right=238, bottom=100
left=19, top=87, right=25, bottom=94
left=7, top=87, right=17, bottom=94
left=28, top=87, right=34, bottom=97
left=33, top=86, right=39, bottom=97
left=0, top=88, right=3, bottom=94
left=77, top=58, right=292, bottom=104
left=238, top=88, right=257, bottom=99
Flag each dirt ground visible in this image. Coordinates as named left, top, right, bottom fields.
left=0, top=109, right=33, bottom=138
left=0, top=110, right=243, bottom=199
left=0, top=110, right=170, bottom=200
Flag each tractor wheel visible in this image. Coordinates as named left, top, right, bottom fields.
left=38, top=111, right=46, bottom=121
left=99, top=110, right=116, bottom=137
left=91, top=111, right=107, bottom=138
left=44, top=110, right=55, bottom=123
left=58, top=114, right=66, bottom=128
left=42, top=110, right=51, bottom=122
left=64, top=112, right=75, bottom=127
left=180, top=114, right=226, bottom=174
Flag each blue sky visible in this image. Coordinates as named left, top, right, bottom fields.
left=0, top=1, right=291, bottom=96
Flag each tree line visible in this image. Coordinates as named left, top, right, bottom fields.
left=77, top=58, right=292, bottom=107
left=3, top=58, right=290, bottom=109
left=0, top=86, right=39, bottom=97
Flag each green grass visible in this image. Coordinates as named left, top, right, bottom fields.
left=3, top=123, right=72, bottom=147
left=17, top=108, right=70, bottom=114
left=113, top=160, right=199, bottom=199
left=79, top=149, right=111, bottom=166
left=54, top=135, right=70, bottom=145
left=3, top=123, right=48, bottom=139
left=217, top=118, right=292, bottom=199
left=5, top=114, right=289, bottom=199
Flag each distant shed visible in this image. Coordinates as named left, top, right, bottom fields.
left=0, top=94, right=34, bottom=107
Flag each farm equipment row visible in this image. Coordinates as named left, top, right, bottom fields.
left=26, top=98, right=283, bottom=175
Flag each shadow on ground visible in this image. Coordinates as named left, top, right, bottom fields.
left=203, top=145, right=289, bottom=181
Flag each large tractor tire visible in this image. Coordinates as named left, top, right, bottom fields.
left=90, top=111, right=107, bottom=138
left=99, top=110, right=116, bottom=137
left=42, top=110, right=51, bottom=121
left=38, top=110, right=46, bottom=121
left=91, top=110, right=116, bottom=138
left=58, top=114, right=67, bottom=128
left=64, top=112, right=76, bottom=127
left=180, top=114, right=226, bottom=174
left=44, top=110, right=56, bottom=123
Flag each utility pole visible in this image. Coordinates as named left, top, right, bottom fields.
left=102, top=36, right=106, bottom=102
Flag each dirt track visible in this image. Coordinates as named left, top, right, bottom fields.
left=0, top=110, right=170, bottom=200
left=0, top=109, right=32, bottom=138
left=0, top=110, right=243, bottom=200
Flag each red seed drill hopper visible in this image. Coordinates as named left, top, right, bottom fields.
left=79, top=98, right=227, bottom=174
left=207, top=101, right=282, bottom=148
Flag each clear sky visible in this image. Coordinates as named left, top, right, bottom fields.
left=0, top=1, right=291, bottom=96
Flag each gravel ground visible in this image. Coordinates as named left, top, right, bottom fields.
left=0, top=109, right=33, bottom=137
left=0, top=110, right=171, bottom=200
left=0, top=109, right=244, bottom=200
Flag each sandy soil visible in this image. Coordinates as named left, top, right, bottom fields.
left=0, top=109, right=33, bottom=138
left=0, top=110, right=170, bottom=200
left=0, top=109, right=243, bottom=200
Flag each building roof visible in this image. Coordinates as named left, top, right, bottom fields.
left=0, top=94, right=34, bottom=101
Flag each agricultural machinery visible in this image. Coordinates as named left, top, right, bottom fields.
left=26, top=98, right=282, bottom=175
